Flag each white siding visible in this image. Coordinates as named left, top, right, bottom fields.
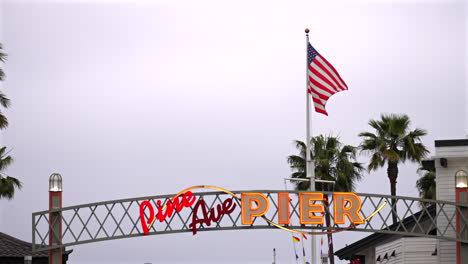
left=401, top=237, right=438, bottom=264
left=375, top=238, right=438, bottom=264
left=376, top=239, right=402, bottom=264
left=435, top=159, right=457, bottom=264
left=435, top=146, right=468, bottom=158
left=435, top=144, right=468, bottom=264
left=360, top=247, right=376, bottom=264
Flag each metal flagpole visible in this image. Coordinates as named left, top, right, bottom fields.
left=285, top=179, right=300, bottom=264
left=305, top=27, right=316, bottom=264
left=273, top=248, right=276, bottom=264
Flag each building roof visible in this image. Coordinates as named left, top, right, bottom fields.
left=0, top=232, right=72, bottom=258
left=335, top=205, right=436, bottom=260
left=435, top=139, right=468, bottom=147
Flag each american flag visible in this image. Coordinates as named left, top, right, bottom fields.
left=307, top=43, right=348, bottom=115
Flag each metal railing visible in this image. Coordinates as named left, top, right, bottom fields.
left=32, top=190, right=468, bottom=252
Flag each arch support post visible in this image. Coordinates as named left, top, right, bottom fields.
left=456, top=189, right=468, bottom=264
left=49, top=173, right=63, bottom=264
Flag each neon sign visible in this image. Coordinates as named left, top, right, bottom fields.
left=139, top=186, right=386, bottom=236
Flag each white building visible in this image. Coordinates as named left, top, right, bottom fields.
left=335, top=139, right=468, bottom=264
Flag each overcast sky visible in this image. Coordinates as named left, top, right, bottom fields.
left=0, top=0, right=467, bottom=263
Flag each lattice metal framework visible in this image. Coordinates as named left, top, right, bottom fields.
left=32, top=190, right=468, bottom=252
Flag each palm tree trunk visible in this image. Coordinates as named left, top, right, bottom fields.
left=324, top=194, right=335, bottom=264
left=387, top=161, right=399, bottom=224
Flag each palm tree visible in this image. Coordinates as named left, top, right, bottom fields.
left=359, top=113, right=428, bottom=224
left=0, top=43, right=6, bottom=82
left=0, top=43, right=9, bottom=129
left=287, top=135, right=364, bottom=264
left=0, top=147, right=21, bottom=199
left=0, top=44, right=19, bottom=200
left=416, top=167, right=436, bottom=202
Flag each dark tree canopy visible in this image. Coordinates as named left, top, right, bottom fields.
left=287, top=135, right=363, bottom=192
left=0, top=43, right=21, bottom=200
left=359, top=113, right=428, bottom=223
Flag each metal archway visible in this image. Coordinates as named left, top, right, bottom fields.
left=32, top=190, right=468, bottom=252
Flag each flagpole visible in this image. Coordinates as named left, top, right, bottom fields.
left=305, top=27, right=316, bottom=264
left=273, top=248, right=276, bottom=264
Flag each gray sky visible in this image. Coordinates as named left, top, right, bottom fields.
left=0, top=0, right=467, bottom=263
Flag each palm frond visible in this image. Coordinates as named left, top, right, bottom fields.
left=368, top=119, right=382, bottom=132
left=291, top=171, right=305, bottom=178
left=0, top=43, right=6, bottom=63
left=387, top=114, right=410, bottom=136
left=0, top=146, right=20, bottom=200
left=408, top=128, right=427, bottom=138
left=287, top=135, right=363, bottom=192
left=287, top=155, right=306, bottom=170
left=6, top=176, right=21, bottom=188
left=0, top=176, right=22, bottom=200
left=358, top=132, right=377, bottom=139
left=416, top=171, right=436, bottom=200
left=293, top=140, right=306, bottom=152
left=0, top=43, right=6, bottom=81
left=360, top=113, right=428, bottom=167
left=0, top=111, right=8, bottom=129
left=368, top=152, right=384, bottom=171
left=0, top=92, right=11, bottom=108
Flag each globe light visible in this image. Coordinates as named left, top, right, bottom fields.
left=49, top=173, right=62, bottom=192
left=455, top=170, right=468, bottom=189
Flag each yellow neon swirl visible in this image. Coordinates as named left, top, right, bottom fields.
left=364, top=201, right=387, bottom=221
left=145, top=186, right=387, bottom=235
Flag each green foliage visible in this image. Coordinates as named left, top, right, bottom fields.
left=0, top=43, right=20, bottom=200
left=359, top=113, right=428, bottom=223
left=286, top=135, right=364, bottom=192
left=359, top=114, right=429, bottom=171
left=0, top=43, right=5, bottom=82
left=0, top=147, right=21, bottom=200
left=0, top=44, right=8, bottom=129
left=286, top=135, right=363, bottom=264
left=416, top=167, right=436, bottom=200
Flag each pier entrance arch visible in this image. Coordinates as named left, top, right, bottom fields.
left=32, top=186, right=468, bottom=254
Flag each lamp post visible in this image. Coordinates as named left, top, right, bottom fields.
left=456, top=170, right=468, bottom=264
left=49, top=173, right=62, bottom=264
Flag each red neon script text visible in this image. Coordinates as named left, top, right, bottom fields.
left=189, top=198, right=236, bottom=235
left=139, top=191, right=196, bottom=235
